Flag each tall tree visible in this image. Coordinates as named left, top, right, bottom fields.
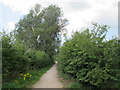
left=14, top=4, right=68, bottom=58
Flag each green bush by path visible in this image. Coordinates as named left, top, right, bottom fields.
left=2, top=33, right=30, bottom=82
left=28, top=49, right=51, bottom=70
left=2, top=64, right=53, bottom=88
left=58, top=23, right=120, bottom=88
left=2, top=32, right=53, bottom=85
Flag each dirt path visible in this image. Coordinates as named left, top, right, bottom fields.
left=33, top=63, right=63, bottom=88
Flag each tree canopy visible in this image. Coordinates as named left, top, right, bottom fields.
left=15, top=4, right=68, bottom=58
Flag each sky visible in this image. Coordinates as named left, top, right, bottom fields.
left=0, top=0, right=119, bottom=41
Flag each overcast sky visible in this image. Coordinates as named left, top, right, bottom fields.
left=0, top=0, right=118, bottom=40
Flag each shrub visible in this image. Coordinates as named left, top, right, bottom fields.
left=27, top=48, right=51, bottom=70
left=2, top=33, right=29, bottom=82
left=58, top=24, right=120, bottom=88
left=34, top=50, right=51, bottom=69
left=2, top=32, right=52, bottom=83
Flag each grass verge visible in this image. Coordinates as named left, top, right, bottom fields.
left=2, top=64, right=53, bottom=88
left=57, top=64, right=72, bottom=88
left=57, top=64, right=97, bottom=89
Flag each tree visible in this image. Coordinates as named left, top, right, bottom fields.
left=14, top=4, right=68, bottom=59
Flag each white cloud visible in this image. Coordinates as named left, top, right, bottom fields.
left=0, top=0, right=39, bottom=14
left=0, top=0, right=73, bottom=15
left=64, top=9, right=98, bottom=37
left=64, top=0, right=118, bottom=37
left=6, top=22, right=15, bottom=33
left=0, top=0, right=118, bottom=37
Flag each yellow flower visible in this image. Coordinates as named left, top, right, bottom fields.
left=15, top=80, right=18, bottom=84
left=24, top=77, right=26, bottom=80
left=20, top=73, right=23, bottom=76
left=27, top=73, right=29, bottom=75
left=24, top=74, right=26, bottom=77
left=30, top=75, right=32, bottom=78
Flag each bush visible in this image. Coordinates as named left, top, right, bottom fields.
left=29, top=50, right=51, bottom=69
left=2, top=33, right=29, bottom=82
left=27, top=48, right=51, bottom=70
left=58, top=24, right=120, bottom=88
left=2, top=32, right=52, bottom=83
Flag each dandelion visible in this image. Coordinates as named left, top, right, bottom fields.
left=24, top=74, right=26, bottom=77
left=30, top=75, right=32, bottom=78
left=20, top=73, right=23, bottom=76
left=27, top=73, right=29, bottom=75
left=15, top=80, right=18, bottom=84
left=24, top=77, right=26, bottom=80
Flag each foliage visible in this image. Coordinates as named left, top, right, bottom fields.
left=14, top=4, right=68, bottom=59
left=2, top=32, right=29, bottom=82
left=2, top=31, right=52, bottom=84
left=2, top=4, right=67, bottom=88
left=58, top=23, right=120, bottom=88
left=28, top=49, right=51, bottom=70
left=2, top=64, right=53, bottom=88
left=71, top=81, right=84, bottom=89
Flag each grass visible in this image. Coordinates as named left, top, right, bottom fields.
left=2, top=64, right=53, bottom=88
left=57, top=64, right=72, bottom=88
left=57, top=64, right=73, bottom=81
left=70, top=81, right=91, bottom=90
